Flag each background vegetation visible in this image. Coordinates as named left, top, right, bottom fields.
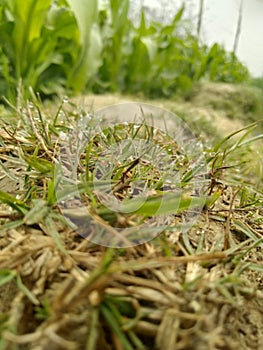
left=0, top=0, right=250, bottom=102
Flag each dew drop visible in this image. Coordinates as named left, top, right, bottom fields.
left=63, top=96, right=69, bottom=104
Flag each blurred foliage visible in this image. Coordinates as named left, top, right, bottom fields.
left=0, top=0, right=250, bottom=101
left=250, top=77, right=263, bottom=91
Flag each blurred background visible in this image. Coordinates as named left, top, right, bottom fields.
left=130, top=0, right=263, bottom=77
left=0, top=0, right=262, bottom=101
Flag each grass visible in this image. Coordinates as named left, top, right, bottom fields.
left=0, top=92, right=263, bottom=349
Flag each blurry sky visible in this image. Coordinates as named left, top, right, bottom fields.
left=130, top=0, right=263, bottom=77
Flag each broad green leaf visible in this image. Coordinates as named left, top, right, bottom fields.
left=141, top=37, right=157, bottom=62
left=67, top=0, right=96, bottom=45
left=46, top=3, right=77, bottom=39
left=11, top=0, right=52, bottom=75
left=67, top=0, right=102, bottom=91
left=0, top=0, right=251, bottom=97
left=110, top=0, right=129, bottom=32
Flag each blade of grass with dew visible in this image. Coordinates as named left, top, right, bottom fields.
left=205, top=190, right=222, bottom=208
left=225, top=127, right=260, bottom=156
left=0, top=159, right=20, bottom=182
left=182, top=232, right=195, bottom=255
left=180, top=163, right=207, bottom=186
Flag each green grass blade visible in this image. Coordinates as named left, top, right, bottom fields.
left=0, top=190, right=29, bottom=215
left=118, top=193, right=205, bottom=216
left=16, top=274, right=39, bottom=305
left=100, top=304, right=133, bottom=350
left=0, top=269, right=16, bottom=287
left=213, top=122, right=257, bottom=152
left=232, top=220, right=260, bottom=242
left=0, top=220, right=24, bottom=233
left=43, top=215, right=66, bottom=255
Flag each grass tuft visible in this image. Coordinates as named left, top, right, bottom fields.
left=0, top=95, right=262, bottom=349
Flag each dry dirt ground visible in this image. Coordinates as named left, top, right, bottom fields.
left=0, top=83, right=263, bottom=349
left=70, top=82, right=249, bottom=136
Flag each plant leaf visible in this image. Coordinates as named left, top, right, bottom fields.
left=67, top=0, right=102, bottom=91
left=118, top=193, right=205, bottom=216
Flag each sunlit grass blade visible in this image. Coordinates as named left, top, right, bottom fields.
left=117, top=193, right=205, bottom=216
left=235, top=133, right=263, bottom=148
left=24, top=155, right=53, bottom=174
left=0, top=190, right=29, bottom=215
left=213, top=122, right=257, bottom=152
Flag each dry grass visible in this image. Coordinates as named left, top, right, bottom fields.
left=0, top=86, right=263, bottom=349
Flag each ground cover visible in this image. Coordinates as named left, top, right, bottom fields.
left=0, top=82, right=263, bottom=349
